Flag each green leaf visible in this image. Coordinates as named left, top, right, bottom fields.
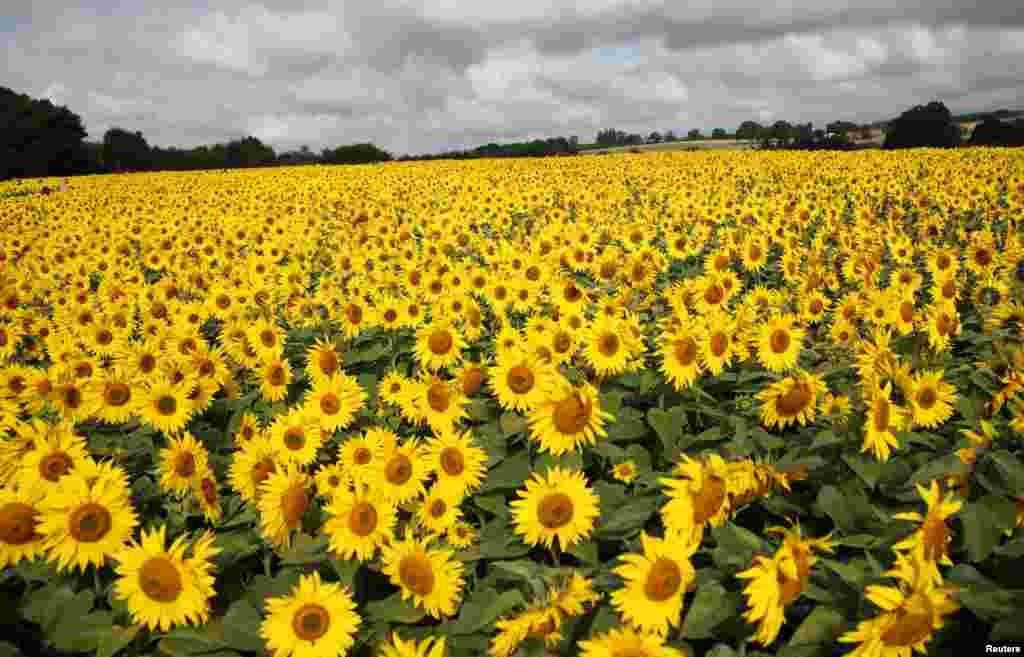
left=995, top=537, right=1024, bottom=558
left=647, top=406, right=684, bottom=451
left=450, top=589, right=526, bottom=635
left=947, top=565, right=1020, bottom=621
left=498, top=411, right=528, bottom=435
left=481, top=449, right=532, bottom=492
left=22, top=584, right=93, bottom=636
left=158, top=624, right=231, bottom=657
left=222, top=600, right=265, bottom=653
left=366, top=592, right=428, bottom=624
left=597, top=495, right=658, bottom=536
left=961, top=496, right=1016, bottom=562
left=52, top=610, right=114, bottom=653
left=987, top=450, right=1024, bottom=495
left=711, top=523, right=765, bottom=571
left=681, top=581, right=741, bottom=639
left=0, top=643, right=22, bottom=657
left=820, top=559, right=869, bottom=588
left=245, top=570, right=301, bottom=609
left=608, top=408, right=648, bottom=442
left=329, top=556, right=362, bottom=588
left=810, top=430, right=843, bottom=449
left=817, top=485, right=857, bottom=532
left=533, top=451, right=584, bottom=475
left=786, top=605, right=845, bottom=648
left=95, top=625, right=141, bottom=657
left=909, top=452, right=964, bottom=485
left=842, top=453, right=883, bottom=489
left=279, top=532, right=327, bottom=565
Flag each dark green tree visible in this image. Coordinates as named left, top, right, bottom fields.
left=321, top=143, right=392, bottom=165
left=0, top=86, right=89, bottom=180
left=883, top=101, right=961, bottom=149
left=711, top=128, right=728, bottom=139
left=102, top=128, right=151, bottom=172
left=736, top=121, right=763, bottom=140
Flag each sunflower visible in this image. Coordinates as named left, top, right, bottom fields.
left=491, top=606, right=564, bottom=657
left=906, top=370, right=956, bottom=429
left=50, top=376, right=97, bottom=424
left=414, top=317, right=467, bottom=373
left=380, top=536, right=465, bottom=619
left=510, top=466, right=599, bottom=551
left=379, top=370, right=410, bottom=408
left=94, top=366, right=139, bottom=425
left=658, top=321, right=705, bottom=391
left=611, top=531, right=698, bottom=636
left=581, top=314, right=635, bottom=379
left=892, top=481, right=961, bottom=578
left=527, top=379, right=612, bottom=456
left=736, top=523, right=833, bottom=646
left=18, top=422, right=90, bottom=492
left=423, top=429, right=487, bottom=499
left=838, top=552, right=959, bottom=657
left=228, top=435, right=279, bottom=504
left=756, top=315, right=804, bottom=373
left=139, top=377, right=194, bottom=436
left=323, top=488, right=396, bottom=562
left=445, top=520, right=477, bottom=549
left=490, top=348, right=552, bottom=412
left=863, top=382, right=909, bottom=462
left=578, top=627, right=684, bottom=657
left=39, top=470, right=138, bottom=573
left=305, top=372, right=367, bottom=433
left=377, top=633, right=447, bottom=657
left=659, top=454, right=732, bottom=541
left=248, top=318, right=284, bottom=362
left=261, top=571, right=361, bottom=657
left=416, top=487, right=463, bottom=536
left=259, top=357, right=292, bottom=403
left=339, top=428, right=392, bottom=487
left=313, top=463, right=346, bottom=500
left=305, top=337, right=343, bottom=384
left=699, top=311, right=737, bottom=376
left=755, top=370, right=825, bottom=431
left=410, top=375, right=468, bottom=434
left=372, top=438, right=429, bottom=505
left=158, top=432, right=209, bottom=498
left=269, top=410, right=322, bottom=467
left=0, top=483, right=48, bottom=568
left=612, top=460, right=639, bottom=485
left=111, top=524, right=217, bottom=631
left=257, top=462, right=312, bottom=550
left=235, top=412, right=262, bottom=447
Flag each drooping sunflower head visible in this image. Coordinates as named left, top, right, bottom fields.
left=380, top=536, right=465, bottom=619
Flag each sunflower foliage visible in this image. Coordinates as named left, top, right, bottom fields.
left=0, top=151, right=1023, bottom=657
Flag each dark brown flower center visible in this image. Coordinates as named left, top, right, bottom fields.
left=693, top=474, right=726, bottom=525
left=770, top=329, right=791, bottom=354
left=386, top=454, right=413, bottom=486
left=775, top=383, right=813, bottom=417
left=645, top=558, right=683, bottom=602
left=0, top=502, right=40, bottom=545
left=538, top=492, right=574, bottom=529
left=68, top=503, right=112, bottom=542
left=284, top=428, right=306, bottom=451
left=280, top=483, right=309, bottom=527
left=156, top=395, right=177, bottom=416
left=462, top=368, right=484, bottom=396
left=399, top=555, right=435, bottom=596
left=268, top=365, right=286, bottom=387
left=440, top=447, right=465, bottom=476
left=174, top=451, right=196, bottom=478
left=353, top=447, right=372, bottom=466
left=553, top=393, right=592, bottom=435
left=507, top=366, right=535, bottom=394
left=598, top=333, right=619, bottom=357
left=139, top=556, right=183, bottom=603
left=250, top=458, right=276, bottom=492
left=292, top=603, right=331, bottom=641
left=427, top=383, right=450, bottom=412
left=348, top=501, right=378, bottom=537
left=40, top=451, right=73, bottom=482
left=674, top=337, right=698, bottom=366
left=428, top=330, right=453, bottom=355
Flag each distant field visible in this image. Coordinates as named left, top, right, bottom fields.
left=578, top=139, right=755, bottom=154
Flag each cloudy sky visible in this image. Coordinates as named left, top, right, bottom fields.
left=3, top=1, right=1022, bottom=155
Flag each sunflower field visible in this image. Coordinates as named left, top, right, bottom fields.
left=1, top=149, right=1024, bottom=657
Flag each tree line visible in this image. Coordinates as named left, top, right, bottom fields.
left=1, top=86, right=396, bottom=181
left=4, top=84, right=1023, bottom=182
